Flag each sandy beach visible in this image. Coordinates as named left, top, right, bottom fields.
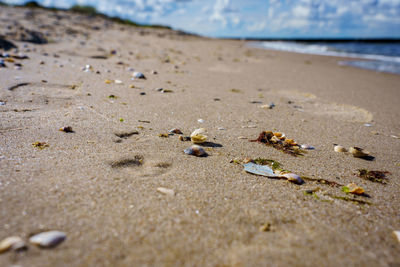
left=1, top=5, right=400, bottom=267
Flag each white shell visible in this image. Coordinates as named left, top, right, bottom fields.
left=349, top=147, right=369, bottom=158
left=29, top=231, right=66, bottom=248
left=0, top=236, right=25, bottom=253
left=334, top=145, right=347, bottom=153
left=394, top=231, right=400, bottom=243
left=197, top=119, right=205, bottom=123
left=190, top=128, right=207, bottom=144
left=157, top=187, right=175, bottom=196
left=114, top=79, right=123, bottom=84
left=282, top=173, right=304, bottom=184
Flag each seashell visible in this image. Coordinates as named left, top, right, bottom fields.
left=169, top=128, right=183, bottom=134
left=238, top=136, right=247, bottom=139
left=282, top=173, right=304, bottom=184
left=0, top=236, right=26, bottom=253
left=197, top=119, right=205, bottom=123
left=29, top=231, right=66, bottom=248
left=184, top=145, right=207, bottom=157
left=59, top=126, right=73, bottom=133
left=114, top=79, right=123, bottom=84
left=346, top=183, right=365, bottom=195
left=270, top=135, right=281, bottom=143
left=244, top=162, right=276, bottom=177
left=334, top=145, right=347, bottom=153
left=260, top=102, right=275, bottom=109
left=190, top=128, right=207, bottom=144
left=157, top=187, right=175, bottom=196
left=133, top=71, right=146, bottom=79
left=301, top=144, right=314, bottom=150
left=349, top=147, right=369, bottom=158
left=394, top=231, right=400, bottom=243
left=273, top=132, right=283, bottom=138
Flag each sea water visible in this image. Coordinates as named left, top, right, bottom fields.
left=250, top=41, right=400, bottom=75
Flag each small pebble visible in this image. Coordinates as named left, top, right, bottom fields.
left=140, top=92, right=146, bottom=95
left=152, top=70, right=158, bottom=74
left=184, top=145, right=207, bottom=157
left=364, top=123, right=372, bottom=127
left=301, top=144, right=314, bottom=150
left=197, top=119, right=205, bottom=123
left=133, top=71, right=146, bottom=79
left=0, top=101, right=5, bottom=106
left=157, top=187, right=175, bottom=196
left=261, top=102, right=275, bottom=109
left=29, top=231, right=66, bottom=248
left=282, top=173, right=304, bottom=185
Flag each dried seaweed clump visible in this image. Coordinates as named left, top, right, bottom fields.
left=357, top=169, right=389, bottom=184
left=250, top=131, right=304, bottom=156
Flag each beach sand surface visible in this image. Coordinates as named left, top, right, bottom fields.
left=0, top=6, right=400, bottom=267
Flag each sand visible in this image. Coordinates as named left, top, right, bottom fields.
left=0, top=5, right=400, bottom=267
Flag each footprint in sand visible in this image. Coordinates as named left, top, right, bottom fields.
left=110, top=154, right=172, bottom=177
left=273, top=90, right=373, bottom=123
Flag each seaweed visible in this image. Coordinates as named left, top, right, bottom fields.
left=252, top=158, right=281, bottom=170
left=357, top=169, right=389, bottom=184
left=250, top=131, right=304, bottom=157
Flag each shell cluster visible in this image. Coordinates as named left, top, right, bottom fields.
left=334, top=145, right=370, bottom=158
left=133, top=71, right=146, bottom=79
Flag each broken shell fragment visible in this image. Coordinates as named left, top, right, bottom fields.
left=0, top=236, right=26, bottom=253
left=133, top=71, right=146, bottom=79
left=179, top=136, right=191, bottom=141
left=190, top=128, right=207, bottom=144
left=243, top=162, right=277, bottom=177
left=282, top=173, right=304, bottom=184
left=345, top=183, right=365, bottom=195
left=334, top=145, right=347, bottom=153
left=184, top=145, right=207, bottom=157
left=169, top=128, right=183, bottom=134
left=29, top=231, right=66, bottom=248
left=157, top=187, right=175, bottom=196
left=349, top=147, right=370, bottom=158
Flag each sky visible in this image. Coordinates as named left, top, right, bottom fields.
left=3, top=0, right=400, bottom=38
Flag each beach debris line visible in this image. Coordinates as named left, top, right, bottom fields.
left=250, top=131, right=305, bottom=156
left=157, top=187, right=175, bottom=196
left=190, top=128, right=207, bottom=144
left=356, top=169, right=389, bottom=184
left=0, top=236, right=27, bottom=253
left=29, top=231, right=66, bottom=248
left=184, top=145, right=207, bottom=157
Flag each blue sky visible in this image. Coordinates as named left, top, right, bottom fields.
left=4, top=0, right=400, bottom=38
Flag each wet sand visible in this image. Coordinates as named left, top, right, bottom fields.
left=0, top=5, right=400, bottom=267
